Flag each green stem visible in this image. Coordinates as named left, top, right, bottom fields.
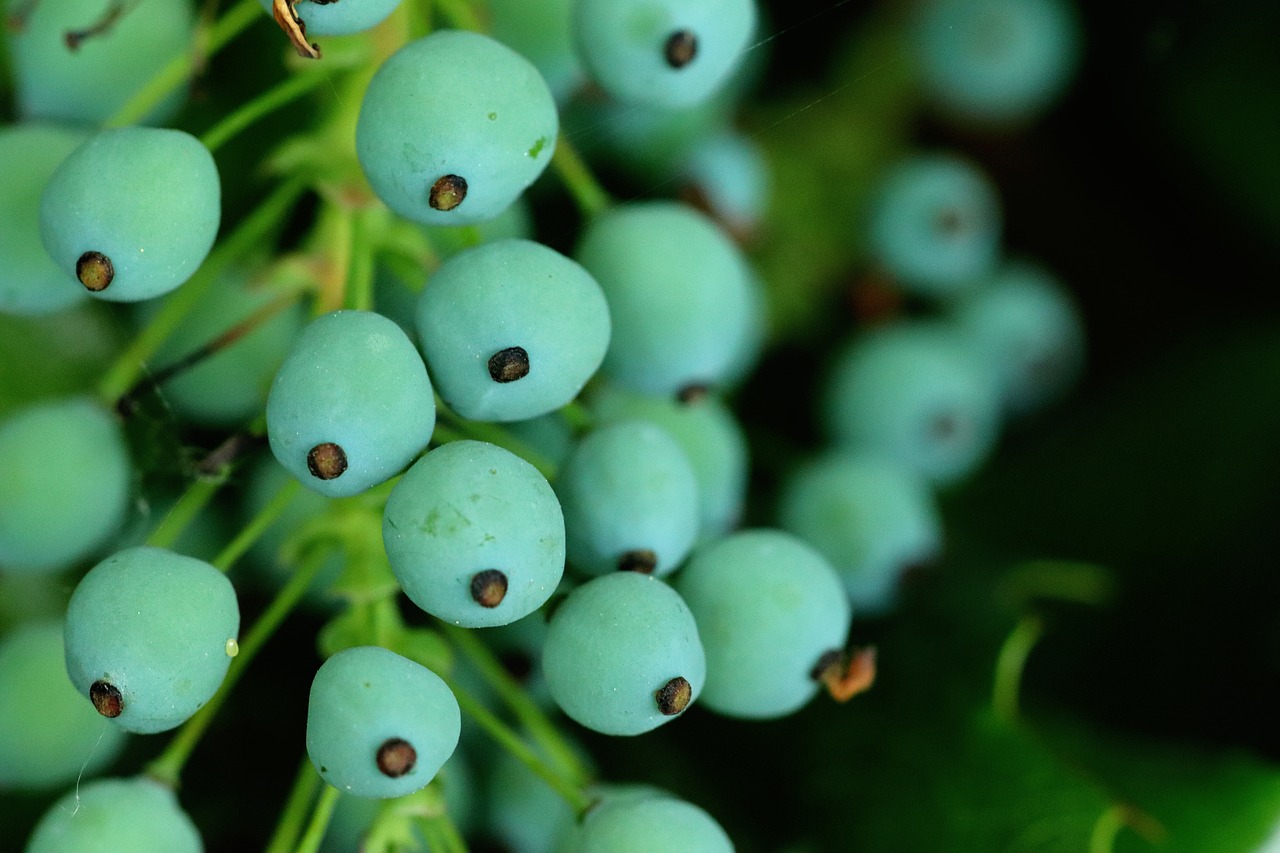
left=295, top=784, right=341, bottom=853
left=263, top=757, right=322, bottom=853
left=212, top=477, right=302, bottom=572
left=559, top=400, right=594, bottom=432
left=145, top=477, right=224, bottom=550
left=991, top=616, right=1044, bottom=724
left=1088, top=804, right=1126, bottom=853
left=97, top=178, right=308, bottom=404
left=441, top=623, right=590, bottom=785
left=200, top=67, right=339, bottom=153
left=445, top=676, right=592, bottom=814
left=344, top=208, right=377, bottom=311
left=551, top=137, right=612, bottom=219
left=107, top=0, right=262, bottom=128
left=145, top=548, right=332, bottom=787
left=432, top=0, right=482, bottom=31
left=434, top=397, right=557, bottom=480
left=419, top=812, right=469, bottom=853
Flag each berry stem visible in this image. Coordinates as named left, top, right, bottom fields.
left=97, top=178, right=309, bottom=405
left=294, top=784, right=342, bottom=853
left=1088, top=804, right=1126, bottom=853
left=444, top=675, right=594, bottom=814
left=200, top=64, right=344, bottom=154
left=144, top=478, right=224, bottom=551
left=145, top=547, right=333, bottom=787
left=432, top=396, right=557, bottom=480
left=105, top=0, right=262, bottom=128
left=343, top=208, right=378, bottom=312
left=116, top=287, right=305, bottom=412
left=551, top=136, right=612, bottom=219
left=431, top=0, right=483, bottom=32
left=263, top=756, right=322, bottom=853
left=419, top=812, right=469, bottom=853
left=212, top=476, right=302, bottom=572
left=991, top=615, right=1044, bottom=724
left=440, top=622, right=591, bottom=786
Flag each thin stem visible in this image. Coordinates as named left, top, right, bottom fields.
left=294, top=785, right=341, bottom=853
left=551, top=136, right=611, bottom=219
left=98, top=178, right=308, bottom=404
left=263, top=756, right=321, bottom=853
left=419, top=812, right=469, bottom=853
left=445, top=676, right=592, bottom=814
left=432, top=0, right=482, bottom=31
left=145, top=478, right=223, bottom=550
left=559, top=400, right=594, bottom=432
left=434, top=397, right=557, bottom=480
left=441, top=623, right=589, bottom=785
left=992, top=615, right=1044, bottom=724
left=344, top=208, right=376, bottom=311
left=145, top=548, right=332, bottom=787
left=1088, top=805, right=1126, bottom=853
left=200, top=67, right=337, bottom=153
left=212, top=477, right=302, bottom=572
left=118, top=288, right=304, bottom=410
left=107, top=0, right=262, bottom=127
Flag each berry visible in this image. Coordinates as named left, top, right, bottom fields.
left=266, top=310, right=436, bottom=497
left=573, top=0, right=757, bottom=108
left=675, top=529, right=851, bottom=719
left=0, top=397, right=131, bottom=574
left=63, top=546, right=240, bottom=734
left=543, top=571, right=705, bottom=736
left=39, top=127, right=221, bottom=303
left=383, top=440, right=566, bottom=628
left=415, top=239, right=611, bottom=422
left=24, top=776, right=202, bottom=853
left=575, top=202, right=756, bottom=397
left=306, top=645, right=460, bottom=798
left=556, top=421, right=700, bottom=577
left=356, top=30, right=559, bottom=226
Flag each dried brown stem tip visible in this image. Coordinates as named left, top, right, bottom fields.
left=470, top=569, right=509, bottom=608
left=376, top=737, right=417, bottom=778
left=271, top=0, right=321, bottom=59
left=429, top=174, right=468, bottom=211
left=64, top=0, right=128, bottom=51
left=655, top=676, right=693, bottom=715
left=812, top=646, right=878, bottom=703
left=664, top=29, right=698, bottom=69
left=618, top=549, right=658, bottom=574
left=306, top=442, right=348, bottom=480
left=76, top=251, right=114, bottom=292
left=488, top=347, right=530, bottom=383
left=90, top=679, right=123, bottom=718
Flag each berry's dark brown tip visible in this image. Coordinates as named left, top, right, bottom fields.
left=429, top=174, right=468, bottom=211
left=488, top=347, right=530, bottom=383
left=677, top=383, right=709, bottom=404
left=376, top=737, right=417, bottom=778
left=618, top=549, right=658, bottom=574
left=307, top=442, right=348, bottom=480
left=664, top=29, right=698, bottom=68
left=470, top=569, right=509, bottom=608
left=655, top=676, right=693, bottom=715
left=76, top=251, right=114, bottom=292
left=935, top=206, right=965, bottom=236
left=90, top=679, right=123, bottom=718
